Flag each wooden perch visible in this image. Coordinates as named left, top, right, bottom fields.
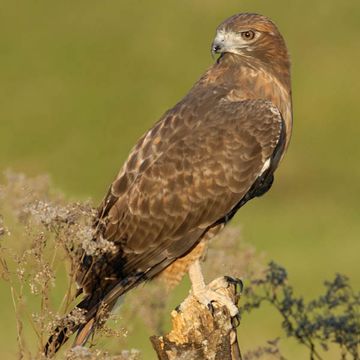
left=150, top=276, right=242, bottom=360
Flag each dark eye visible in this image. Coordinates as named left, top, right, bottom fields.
left=241, top=30, right=255, bottom=40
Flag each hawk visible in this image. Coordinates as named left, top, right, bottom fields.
left=45, top=13, right=292, bottom=355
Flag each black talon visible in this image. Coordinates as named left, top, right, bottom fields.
left=224, top=276, right=242, bottom=287
left=224, top=275, right=237, bottom=284
left=236, top=278, right=244, bottom=293
left=207, top=301, right=215, bottom=315
left=224, top=276, right=244, bottom=296
left=231, top=313, right=241, bottom=328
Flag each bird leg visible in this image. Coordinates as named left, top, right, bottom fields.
left=187, top=259, right=239, bottom=317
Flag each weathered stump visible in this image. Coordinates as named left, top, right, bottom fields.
left=150, top=277, right=242, bottom=360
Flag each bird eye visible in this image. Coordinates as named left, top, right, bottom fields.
left=241, top=30, right=255, bottom=41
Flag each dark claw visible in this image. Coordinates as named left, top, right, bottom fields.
left=207, top=301, right=215, bottom=315
left=175, top=305, right=182, bottom=313
left=224, top=276, right=244, bottom=295
left=231, top=313, right=241, bottom=328
left=235, top=278, right=244, bottom=295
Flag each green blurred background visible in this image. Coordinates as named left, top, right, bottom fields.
left=1, top=0, right=359, bottom=358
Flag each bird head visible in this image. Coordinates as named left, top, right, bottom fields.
left=211, top=13, right=290, bottom=69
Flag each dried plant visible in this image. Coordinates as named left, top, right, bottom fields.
left=0, top=172, right=132, bottom=358
left=64, top=347, right=140, bottom=360
left=203, top=226, right=266, bottom=282
left=243, top=338, right=286, bottom=360
left=241, top=262, right=360, bottom=359
left=124, top=281, right=170, bottom=336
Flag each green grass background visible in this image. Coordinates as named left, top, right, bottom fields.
left=1, top=0, right=359, bottom=358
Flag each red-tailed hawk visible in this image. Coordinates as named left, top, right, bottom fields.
left=45, top=12, right=292, bottom=355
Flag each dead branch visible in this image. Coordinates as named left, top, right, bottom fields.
left=150, top=276, right=242, bottom=360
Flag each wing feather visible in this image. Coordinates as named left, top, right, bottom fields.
left=78, top=94, right=283, bottom=295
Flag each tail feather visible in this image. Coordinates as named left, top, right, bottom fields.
left=44, top=275, right=144, bottom=357
left=44, top=324, right=74, bottom=356
left=44, top=296, right=91, bottom=357
left=73, top=318, right=96, bottom=348
left=72, top=297, right=118, bottom=349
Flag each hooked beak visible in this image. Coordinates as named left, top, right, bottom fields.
left=211, top=31, right=228, bottom=59
left=211, top=39, right=224, bottom=59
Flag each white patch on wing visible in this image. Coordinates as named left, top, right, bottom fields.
left=259, top=158, right=271, bottom=176
left=268, top=103, right=281, bottom=118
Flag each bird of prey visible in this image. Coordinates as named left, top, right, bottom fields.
left=45, top=12, right=292, bottom=355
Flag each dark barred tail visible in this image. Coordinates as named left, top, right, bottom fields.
left=44, top=274, right=145, bottom=357
left=44, top=296, right=94, bottom=357
left=44, top=324, right=74, bottom=357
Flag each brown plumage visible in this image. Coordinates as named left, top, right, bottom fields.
left=45, top=13, right=292, bottom=356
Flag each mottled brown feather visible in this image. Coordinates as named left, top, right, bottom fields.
left=79, top=97, right=282, bottom=293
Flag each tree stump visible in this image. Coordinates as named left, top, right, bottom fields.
left=150, top=276, right=242, bottom=360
